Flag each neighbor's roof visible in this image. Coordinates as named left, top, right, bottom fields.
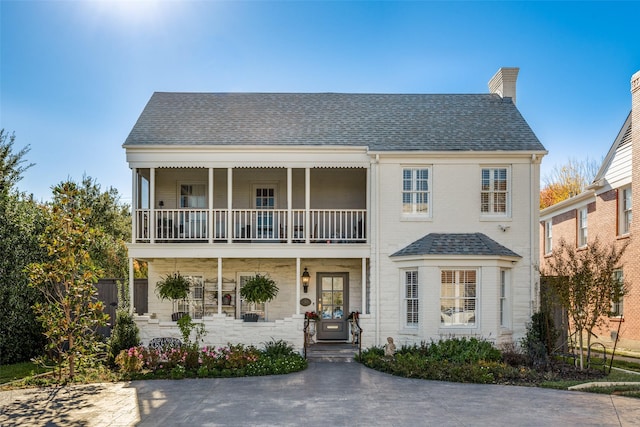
left=124, top=92, right=545, bottom=152
left=390, top=233, right=521, bottom=258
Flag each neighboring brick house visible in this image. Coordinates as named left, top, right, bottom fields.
left=124, top=68, right=546, bottom=350
left=540, top=70, right=640, bottom=352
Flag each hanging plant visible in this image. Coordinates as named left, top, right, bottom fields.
left=240, top=274, right=279, bottom=304
left=156, top=272, right=191, bottom=301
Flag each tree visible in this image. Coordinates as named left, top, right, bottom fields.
left=0, top=130, right=47, bottom=363
left=540, top=157, right=600, bottom=209
left=0, top=129, right=34, bottom=192
left=27, top=183, right=109, bottom=379
left=51, top=176, right=131, bottom=278
left=540, top=237, right=629, bottom=369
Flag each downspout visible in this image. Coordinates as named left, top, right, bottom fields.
left=530, top=153, right=538, bottom=316
left=374, top=154, right=381, bottom=346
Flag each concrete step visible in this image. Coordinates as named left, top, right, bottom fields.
left=306, top=342, right=360, bottom=363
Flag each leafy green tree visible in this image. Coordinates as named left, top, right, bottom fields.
left=0, top=130, right=47, bottom=363
left=540, top=237, right=629, bottom=369
left=52, top=175, right=131, bottom=278
left=27, top=183, right=109, bottom=379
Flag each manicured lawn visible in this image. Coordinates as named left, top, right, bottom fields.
left=0, top=361, right=49, bottom=385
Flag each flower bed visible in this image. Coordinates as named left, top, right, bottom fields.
left=115, top=341, right=306, bottom=380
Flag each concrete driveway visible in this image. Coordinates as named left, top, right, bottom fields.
left=1, top=362, right=639, bottom=426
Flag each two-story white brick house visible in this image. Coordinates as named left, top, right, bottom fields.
left=124, top=67, right=546, bottom=350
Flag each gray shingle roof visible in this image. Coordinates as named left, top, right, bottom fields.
left=124, top=92, right=545, bottom=152
left=390, top=233, right=521, bottom=258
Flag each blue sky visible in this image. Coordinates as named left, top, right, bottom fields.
left=1, top=1, right=639, bottom=204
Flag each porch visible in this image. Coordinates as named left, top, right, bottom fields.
left=134, top=208, right=367, bottom=244
left=130, top=167, right=369, bottom=245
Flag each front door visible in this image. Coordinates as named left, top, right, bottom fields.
left=316, top=273, right=348, bottom=340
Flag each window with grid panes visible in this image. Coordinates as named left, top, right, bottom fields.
left=440, top=270, right=477, bottom=326
left=619, top=187, right=632, bottom=235
left=481, top=168, right=509, bottom=215
left=402, top=168, right=430, bottom=215
left=611, top=269, right=624, bottom=317
left=404, top=270, right=419, bottom=327
left=578, top=208, right=588, bottom=247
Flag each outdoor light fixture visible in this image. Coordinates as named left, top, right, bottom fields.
left=301, top=267, right=310, bottom=293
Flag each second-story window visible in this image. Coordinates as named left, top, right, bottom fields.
left=402, top=167, right=431, bottom=216
left=619, top=186, right=632, bottom=236
left=481, top=167, right=509, bottom=215
left=578, top=207, right=588, bottom=247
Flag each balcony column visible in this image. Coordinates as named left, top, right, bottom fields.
left=209, top=168, right=214, bottom=244
left=305, top=167, right=310, bottom=243
left=150, top=168, right=156, bottom=243
left=296, top=258, right=301, bottom=315
left=287, top=168, right=292, bottom=243
left=217, top=257, right=223, bottom=315
left=362, top=257, right=367, bottom=314
left=131, top=168, right=137, bottom=243
left=129, top=257, right=135, bottom=315
left=227, top=168, right=233, bottom=243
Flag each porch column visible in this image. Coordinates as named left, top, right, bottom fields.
left=209, top=168, right=214, bottom=244
left=129, top=257, right=135, bottom=315
left=305, top=167, right=310, bottom=243
left=131, top=168, right=137, bottom=243
left=361, top=257, right=367, bottom=313
left=150, top=167, right=156, bottom=243
left=296, top=258, right=301, bottom=315
left=217, top=257, right=223, bottom=315
left=287, top=167, right=292, bottom=243
left=227, top=168, right=233, bottom=243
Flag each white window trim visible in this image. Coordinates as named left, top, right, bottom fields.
left=402, top=269, right=419, bottom=330
left=619, top=186, right=632, bottom=236
left=177, top=274, right=205, bottom=320
left=578, top=207, right=588, bottom=247
left=544, top=220, right=553, bottom=254
left=611, top=269, right=624, bottom=318
left=401, top=166, right=432, bottom=220
left=440, top=268, right=479, bottom=328
left=499, top=269, right=511, bottom=329
left=480, top=166, right=511, bottom=218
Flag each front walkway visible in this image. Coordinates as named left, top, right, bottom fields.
left=1, top=362, right=639, bottom=426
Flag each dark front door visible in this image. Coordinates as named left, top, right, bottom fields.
left=316, top=273, right=348, bottom=340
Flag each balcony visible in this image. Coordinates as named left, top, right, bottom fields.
left=135, top=208, right=367, bottom=244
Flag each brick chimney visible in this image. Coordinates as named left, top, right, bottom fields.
left=488, top=67, right=520, bottom=105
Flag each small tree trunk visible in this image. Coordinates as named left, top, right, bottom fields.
left=578, top=331, right=584, bottom=370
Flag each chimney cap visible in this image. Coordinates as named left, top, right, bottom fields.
left=488, top=67, right=520, bottom=105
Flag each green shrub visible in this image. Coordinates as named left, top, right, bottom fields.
left=107, top=309, right=140, bottom=366
left=262, top=338, right=296, bottom=358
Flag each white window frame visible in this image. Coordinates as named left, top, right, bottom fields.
left=403, top=270, right=419, bottom=328
left=619, top=186, right=632, bottom=236
left=544, top=220, right=553, bottom=254
left=440, top=269, right=477, bottom=327
left=401, top=167, right=432, bottom=217
left=480, top=167, right=510, bottom=216
left=177, top=274, right=205, bottom=319
left=611, top=269, right=624, bottom=318
left=578, top=207, right=588, bottom=247
left=499, top=269, right=510, bottom=329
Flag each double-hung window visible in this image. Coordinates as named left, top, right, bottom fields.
left=499, top=269, right=510, bottom=328
left=619, top=186, right=632, bottom=235
left=578, top=208, right=588, bottom=247
left=544, top=220, right=553, bottom=254
left=481, top=167, right=509, bottom=215
left=404, top=270, right=419, bottom=328
left=402, top=168, right=431, bottom=216
left=611, top=269, right=624, bottom=317
left=440, top=269, right=477, bottom=327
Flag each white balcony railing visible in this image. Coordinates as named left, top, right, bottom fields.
left=134, top=209, right=366, bottom=244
